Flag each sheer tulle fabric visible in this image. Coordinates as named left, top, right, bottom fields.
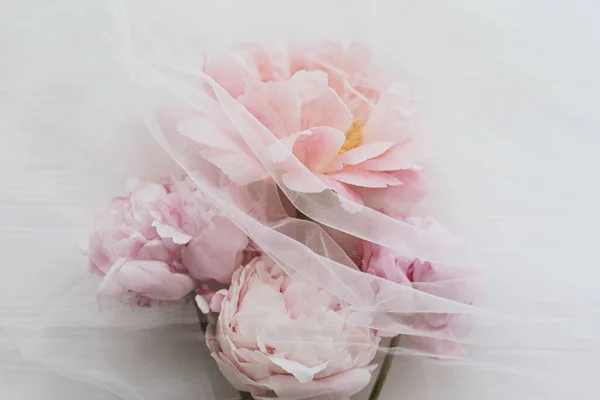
left=2, top=1, right=600, bottom=400
left=136, top=50, right=482, bottom=348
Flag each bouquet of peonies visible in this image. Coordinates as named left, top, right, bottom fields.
left=89, top=42, right=480, bottom=400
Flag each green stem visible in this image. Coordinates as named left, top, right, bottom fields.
left=368, top=335, right=401, bottom=400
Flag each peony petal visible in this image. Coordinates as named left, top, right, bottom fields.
left=210, top=351, right=266, bottom=393
left=268, top=358, right=328, bottom=384
left=209, top=289, right=228, bottom=313
left=98, top=259, right=195, bottom=302
left=355, top=140, right=425, bottom=171
left=96, top=258, right=129, bottom=298
left=327, top=169, right=403, bottom=188
left=241, top=82, right=302, bottom=138
left=361, top=82, right=419, bottom=143
left=236, top=349, right=273, bottom=381
left=138, top=239, right=173, bottom=263
left=182, top=216, right=247, bottom=283
left=334, top=141, right=395, bottom=167
left=317, top=174, right=363, bottom=204
left=204, top=43, right=292, bottom=99
left=263, top=366, right=374, bottom=400
left=178, top=116, right=269, bottom=186
left=119, top=261, right=195, bottom=300
left=355, top=169, right=429, bottom=215
left=200, top=148, right=269, bottom=186
left=290, top=70, right=329, bottom=102
left=88, top=232, right=113, bottom=274
left=292, top=126, right=346, bottom=172
left=267, top=130, right=312, bottom=164
left=245, top=43, right=291, bottom=83
left=128, top=179, right=167, bottom=201
left=240, top=70, right=328, bottom=138
left=195, top=294, right=210, bottom=314
left=204, top=51, right=258, bottom=99
left=301, top=86, right=353, bottom=133
left=151, top=220, right=192, bottom=244
left=282, top=167, right=328, bottom=193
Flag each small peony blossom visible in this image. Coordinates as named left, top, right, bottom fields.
left=89, top=177, right=249, bottom=306
left=206, top=256, right=380, bottom=399
left=358, top=216, right=481, bottom=357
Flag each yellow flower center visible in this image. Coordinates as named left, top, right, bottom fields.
left=337, top=120, right=363, bottom=155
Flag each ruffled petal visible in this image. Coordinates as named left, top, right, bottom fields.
left=355, top=170, right=430, bottom=215
left=269, top=127, right=346, bottom=174
left=200, top=148, right=269, bottom=186
left=241, top=84, right=302, bottom=139
left=268, top=358, right=328, bottom=384
left=138, top=239, right=173, bottom=264
left=210, top=350, right=266, bottom=393
left=151, top=220, right=192, bottom=244
left=355, top=140, right=425, bottom=171
left=268, top=130, right=311, bottom=164
left=281, top=167, right=329, bottom=194
left=182, top=216, right=248, bottom=283
left=240, top=70, right=328, bottom=138
left=301, top=86, right=353, bottom=133
left=178, top=115, right=269, bottom=186
left=292, top=126, right=346, bottom=172
left=263, top=366, right=374, bottom=400
left=317, top=174, right=363, bottom=204
left=327, top=169, right=404, bottom=188
left=362, top=82, right=419, bottom=143
left=194, top=294, right=211, bottom=314
left=209, top=289, right=228, bottom=313
left=334, top=141, right=395, bottom=167
left=203, top=51, right=259, bottom=99
left=97, top=259, right=195, bottom=302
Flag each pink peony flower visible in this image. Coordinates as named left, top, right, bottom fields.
left=183, top=42, right=427, bottom=210
left=358, top=217, right=480, bottom=357
left=206, top=256, right=380, bottom=399
left=89, top=177, right=249, bottom=305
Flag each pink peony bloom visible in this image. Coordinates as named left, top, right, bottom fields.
left=206, top=256, right=380, bottom=399
left=358, top=217, right=480, bottom=357
left=184, top=42, right=426, bottom=209
left=89, top=177, right=249, bottom=305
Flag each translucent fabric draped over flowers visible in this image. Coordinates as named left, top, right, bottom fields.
left=131, top=40, right=485, bottom=353
left=4, top=1, right=600, bottom=400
